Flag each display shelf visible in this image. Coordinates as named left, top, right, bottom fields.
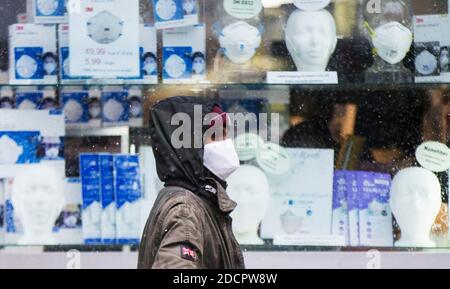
left=2, top=245, right=450, bottom=269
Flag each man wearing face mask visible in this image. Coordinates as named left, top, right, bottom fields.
left=138, top=96, right=244, bottom=269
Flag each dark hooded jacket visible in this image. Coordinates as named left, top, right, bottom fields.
left=138, top=96, right=245, bottom=269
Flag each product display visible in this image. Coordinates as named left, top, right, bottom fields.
left=15, top=87, right=43, bottom=110
left=27, top=0, right=67, bottom=24
left=101, top=86, right=129, bottom=125
left=9, top=24, right=57, bottom=85
left=61, top=86, right=90, bottom=126
left=370, top=22, right=412, bottom=65
left=69, top=0, right=140, bottom=78
left=332, top=171, right=349, bottom=245
left=100, top=154, right=116, bottom=244
left=390, top=167, right=442, bottom=247
left=127, top=86, right=143, bottom=127
left=153, top=0, right=199, bottom=29
left=227, top=165, right=270, bottom=245
left=162, top=24, right=206, bottom=83
left=219, top=21, right=262, bottom=65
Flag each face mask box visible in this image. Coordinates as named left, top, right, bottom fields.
left=58, top=24, right=92, bottom=84
left=0, top=110, right=65, bottom=168
left=9, top=24, right=57, bottom=85
left=332, top=171, right=350, bottom=246
left=153, top=0, right=199, bottom=30
left=128, top=86, right=144, bottom=127
left=120, top=24, right=158, bottom=85
left=87, top=87, right=102, bottom=128
left=55, top=178, right=83, bottom=245
left=162, top=24, right=206, bottom=84
left=101, top=87, right=129, bottom=126
left=15, top=87, right=43, bottom=110
left=346, top=171, right=360, bottom=246
left=356, top=172, right=393, bottom=247
left=79, top=154, right=102, bottom=244
left=27, top=0, right=68, bottom=24
left=99, top=154, right=116, bottom=244
left=61, top=86, right=90, bottom=127
left=114, top=154, right=142, bottom=244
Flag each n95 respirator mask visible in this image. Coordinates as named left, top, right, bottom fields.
left=0, top=135, right=23, bottom=165
left=64, top=100, right=84, bottom=122
left=371, top=22, right=412, bottom=65
left=103, top=99, right=125, bottom=122
left=415, top=50, right=438, bottom=76
left=164, top=54, right=187, bottom=79
left=155, top=0, right=177, bottom=20
left=219, top=21, right=262, bottom=65
left=87, top=11, right=124, bottom=45
left=37, top=0, right=59, bottom=16
left=16, top=55, right=39, bottom=79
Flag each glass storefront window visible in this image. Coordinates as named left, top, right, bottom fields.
left=0, top=0, right=449, bottom=269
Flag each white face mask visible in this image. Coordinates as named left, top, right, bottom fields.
left=372, top=22, right=412, bottom=65
left=203, top=139, right=240, bottom=181
left=156, top=0, right=177, bottom=20
left=44, top=61, right=56, bottom=75
left=63, top=58, right=70, bottom=76
left=192, top=58, right=205, bottom=75
left=37, top=0, right=58, bottom=16
left=103, top=99, right=125, bottom=121
left=415, top=50, right=438, bottom=75
left=143, top=59, right=157, bottom=75
left=18, top=99, right=38, bottom=110
left=183, top=0, right=195, bottom=14
left=45, top=146, right=60, bottom=159
left=64, top=100, right=84, bottom=122
left=219, top=21, right=262, bottom=65
left=165, top=54, right=187, bottom=78
left=129, top=101, right=142, bottom=117
left=16, top=55, right=38, bottom=79
left=87, top=11, right=124, bottom=45
left=0, top=135, right=23, bottom=165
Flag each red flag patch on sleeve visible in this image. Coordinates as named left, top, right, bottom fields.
left=180, top=245, right=197, bottom=262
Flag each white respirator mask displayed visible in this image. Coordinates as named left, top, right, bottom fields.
left=0, top=135, right=23, bottom=165
left=156, top=0, right=178, bottom=20
left=219, top=21, right=262, bottom=65
left=87, top=11, right=124, bottom=45
left=18, top=99, right=38, bottom=110
left=203, top=139, right=240, bottom=181
left=103, top=99, right=125, bottom=121
left=415, top=50, right=438, bottom=76
left=64, top=100, right=84, bottom=122
left=16, top=55, right=39, bottom=79
left=370, top=21, right=412, bottom=65
left=37, top=0, right=59, bottom=16
left=183, top=0, right=196, bottom=14
left=165, top=54, right=187, bottom=79
left=44, top=61, right=56, bottom=75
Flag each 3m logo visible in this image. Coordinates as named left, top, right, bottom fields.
left=86, top=7, right=94, bottom=12
left=16, top=26, right=24, bottom=31
left=416, top=18, right=424, bottom=24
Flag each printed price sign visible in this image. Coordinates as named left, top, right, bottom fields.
left=69, top=0, right=140, bottom=78
left=224, top=0, right=263, bottom=19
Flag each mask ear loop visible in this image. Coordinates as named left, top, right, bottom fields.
left=364, top=21, right=378, bottom=58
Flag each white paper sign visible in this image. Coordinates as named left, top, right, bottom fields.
left=416, top=141, right=450, bottom=173
left=224, top=0, right=263, bottom=19
left=69, top=0, right=140, bottom=78
left=294, top=0, right=330, bottom=11
left=261, top=148, right=335, bottom=239
left=267, top=71, right=338, bottom=84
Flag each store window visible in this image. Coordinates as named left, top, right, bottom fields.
left=0, top=0, right=449, bottom=269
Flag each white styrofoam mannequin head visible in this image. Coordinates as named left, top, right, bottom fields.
left=262, top=0, right=293, bottom=8
left=11, top=165, right=65, bottom=245
left=390, top=167, right=442, bottom=247
left=227, top=165, right=270, bottom=245
left=285, top=9, right=337, bottom=72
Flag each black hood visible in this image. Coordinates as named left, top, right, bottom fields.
left=150, top=96, right=221, bottom=192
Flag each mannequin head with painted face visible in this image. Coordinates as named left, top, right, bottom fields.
left=390, top=167, right=442, bottom=247
left=11, top=165, right=65, bottom=245
left=285, top=9, right=337, bottom=72
left=227, top=165, right=270, bottom=245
